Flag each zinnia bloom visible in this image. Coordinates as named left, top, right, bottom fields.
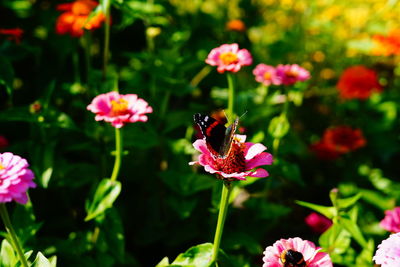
left=0, top=152, right=36, bottom=204
left=337, top=65, right=382, bottom=100
left=253, top=64, right=281, bottom=86
left=0, top=28, right=23, bottom=44
left=262, top=237, right=333, bottom=267
left=380, top=207, right=400, bottom=233
left=373, top=233, right=400, bottom=266
left=87, top=91, right=153, bottom=128
left=190, top=135, right=273, bottom=181
left=371, top=29, right=400, bottom=56
left=205, top=43, right=252, bottom=73
left=305, top=212, right=332, bottom=234
left=275, top=64, right=311, bottom=85
left=55, top=0, right=106, bottom=37
left=226, top=19, right=246, bottom=32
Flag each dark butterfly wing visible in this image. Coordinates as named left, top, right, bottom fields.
left=194, top=113, right=226, bottom=156
left=218, top=117, right=239, bottom=158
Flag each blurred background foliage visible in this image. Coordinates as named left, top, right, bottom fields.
left=1, top=0, right=400, bottom=266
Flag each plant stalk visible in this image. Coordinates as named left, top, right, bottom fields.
left=110, top=127, right=123, bottom=182
left=102, top=0, right=111, bottom=79
left=227, top=73, right=235, bottom=124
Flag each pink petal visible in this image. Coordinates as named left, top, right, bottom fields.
left=246, top=152, right=273, bottom=169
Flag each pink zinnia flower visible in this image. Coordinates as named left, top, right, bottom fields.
left=0, top=152, right=36, bottom=204
left=263, top=237, right=333, bottom=267
left=380, top=207, right=400, bottom=233
left=190, top=135, right=273, bottom=181
left=253, top=64, right=281, bottom=86
left=373, top=233, right=400, bottom=266
left=87, top=91, right=153, bottom=128
left=205, top=43, right=252, bottom=73
left=275, top=64, right=311, bottom=85
left=305, top=212, right=333, bottom=234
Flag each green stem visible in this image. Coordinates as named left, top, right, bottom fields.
left=211, top=182, right=232, bottom=264
left=0, top=204, right=29, bottom=267
left=160, top=90, right=171, bottom=119
left=272, top=90, right=290, bottom=155
left=226, top=73, right=235, bottom=123
left=189, top=66, right=212, bottom=88
left=73, top=51, right=81, bottom=84
left=102, top=0, right=111, bottom=79
left=83, top=31, right=91, bottom=84
left=110, top=127, right=123, bottom=182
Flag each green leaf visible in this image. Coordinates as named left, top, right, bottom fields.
left=295, top=200, right=336, bottom=219
left=355, top=239, right=374, bottom=266
left=359, top=189, right=395, bottom=211
left=85, top=179, right=121, bottom=221
left=0, top=56, right=14, bottom=97
left=32, top=252, right=57, bottom=267
left=268, top=114, right=290, bottom=139
left=0, top=239, right=17, bottom=267
left=319, top=224, right=351, bottom=255
left=159, top=171, right=214, bottom=197
left=339, top=214, right=368, bottom=248
left=155, top=257, right=170, bottom=267
left=336, top=193, right=362, bottom=209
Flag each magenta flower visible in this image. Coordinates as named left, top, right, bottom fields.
left=205, top=43, right=252, bottom=73
left=305, top=212, right=332, bottom=234
left=380, top=207, right=400, bottom=233
left=87, top=91, right=153, bottom=128
left=275, top=64, right=311, bottom=85
left=0, top=152, right=36, bottom=204
left=253, top=64, right=281, bottom=86
left=263, top=237, right=333, bottom=267
left=373, top=233, right=400, bottom=266
left=190, top=135, right=273, bottom=181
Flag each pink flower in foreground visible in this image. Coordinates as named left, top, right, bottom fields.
left=253, top=64, right=281, bottom=86
left=87, top=91, right=153, bottom=128
left=0, top=152, right=36, bottom=204
left=190, top=135, right=272, bottom=181
left=275, top=64, right=311, bottom=85
left=373, top=233, right=400, bottom=266
left=380, top=207, right=400, bottom=233
left=305, top=212, right=332, bottom=234
left=263, top=237, right=333, bottom=267
left=205, top=43, right=252, bottom=73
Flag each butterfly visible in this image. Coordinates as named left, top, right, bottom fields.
left=194, top=113, right=239, bottom=159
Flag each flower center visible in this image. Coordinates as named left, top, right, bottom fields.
left=111, top=98, right=129, bottom=116
left=280, top=249, right=306, bottom=267
left=214, top=141, right=246, bottom=174
left=263, top=71, right=272, bottom=80
left=285, top=70, right=299, bottom=78
left=0, top=163, right=4, bottom=170
left=219, top=52, right=239, bottom=65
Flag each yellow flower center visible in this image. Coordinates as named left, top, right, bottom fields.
left=111, top=98, right=129, bottom=116
left=263, top=71, right=272, bottom=80
left=219, top=52, right=239, bottom=65
left=0, top=163, right=4, bottom=170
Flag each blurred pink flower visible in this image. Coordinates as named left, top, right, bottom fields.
left=205, top=43, right=252, bottom=73
left=262, top=237, right=333, bottom=267
left=380, top=207, right=400, bottom=233
left=0, top=136, right=8, bottom=151
left=275, top=64, right=310, bottom=85
left=190, top=135, right=272, bottom=181
left=253, top=64, right=281, bottom=86
left=0, top=152, right=36, bottom=204
left=305, top=212, right=332, bottom=234
left=87, top=91, right=153, bottom=128
left=373, top=233, right=400, bottom=266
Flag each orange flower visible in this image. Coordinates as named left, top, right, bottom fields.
left=337, top=65, right=382, bottom=100
left=55, top=0, right=106, bottom=37
left=226, top=19, right=246, bottom=32
left=0, top=28, right=23, bottom=44
left=372, top=29, right=400, bottom=56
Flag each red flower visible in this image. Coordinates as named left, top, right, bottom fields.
left=0, top=28, right=23, bottom=44
left=55, top=0, right=106, bottom=37
left=372, top=29, right=400, bottom=56
left=226, top=19, right=246, bottom=32
left=311, top=126, right=366, bottom=160
left=305, top=212, right=332, bottom=234
left=337, top=65, right=382, bottom=100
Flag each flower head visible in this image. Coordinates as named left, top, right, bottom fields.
left=262, top=237, right=333, bottom=267
left=56, top=0, right=106, bottom=37
left=275, top=64, right=311, bottom=85
left=380, top=207, right=400, bottom=233
left=253, top=64, right=281, bottom=86
left=0, top=152, right=36, bottom=204
left=305, top=212, right=332, bottom=234
left=337, top=65, right=382, bottom=100
left=190, top=135, right=272, bottom=181
left=0, top=28, right=23, bottom=44
left=371, top=29, right=400, bottom=56
left=373, top=233, right=400, bottom=266
left=205, top=43, right=252, bottom=73
left=87, top=91, right=153, bottom=128
left=226, top=19, right=246, bottom=32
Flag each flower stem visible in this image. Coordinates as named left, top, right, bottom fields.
left=226, top=73, right=235, bottom=123
left=211, top=182, right=232, bottom=264
left=83, top=31, right=91, bottom=84
left=110, top=127, right=123, bottom=182
left=102, top=0, right=111, bottom=79
left=0, top=204, right=29, bottom=267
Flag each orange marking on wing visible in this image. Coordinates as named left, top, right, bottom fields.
left=206, top=121, right=220, bottom=136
